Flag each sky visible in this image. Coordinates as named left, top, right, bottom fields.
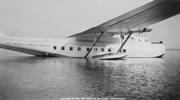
left=0, top=0, right=180, bottom=49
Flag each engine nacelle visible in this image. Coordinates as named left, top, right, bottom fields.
left=140, top=27, right=153, bottom=33
left=125, top=26, right=153, bottom=34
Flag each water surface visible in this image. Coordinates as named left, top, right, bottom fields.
left=0, top=50, right=179, bottom=100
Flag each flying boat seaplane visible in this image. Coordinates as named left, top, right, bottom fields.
left=0, top=0, right=180, bottom=60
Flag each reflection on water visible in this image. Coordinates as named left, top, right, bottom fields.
left=0, top=50, right=179, bottom=100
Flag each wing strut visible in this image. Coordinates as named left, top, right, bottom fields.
left=116, top=32, right=133, bottom=53
left=120, top=30, right=124, bottom=50
left=84, top=32, right=104, bottom=58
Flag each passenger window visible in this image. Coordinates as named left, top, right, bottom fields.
left=61, top=46, right=65, bottom=50
left=53, top=46, right=57, bottom=50
left=87, top=48, right=90, bottom=51
left=108, top=49, right=111, bottom=52
left=94, top=48, right=98, bottom=52
left=101, top=48, right=104, bottom=52
left=77, top=47, right=81, bottom=51
left=123, top=49, right=126, bottom=53
left=69, top=47, right=73, bottom=51
left=138, top=39, right=141, bottom=42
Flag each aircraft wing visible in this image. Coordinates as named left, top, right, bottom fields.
left=69, top=0, right=180, bottom=37
left=0, top=44, right=60, bottom=56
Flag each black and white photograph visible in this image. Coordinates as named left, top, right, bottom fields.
left=0, top=0, right=180, bottom=100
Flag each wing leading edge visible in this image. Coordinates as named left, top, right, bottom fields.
left=69, top=0, right=180, bottom=37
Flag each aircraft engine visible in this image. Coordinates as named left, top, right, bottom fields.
left=140, top=27, right=153, bottom=33
left=130, top=25, right=153, bottom=33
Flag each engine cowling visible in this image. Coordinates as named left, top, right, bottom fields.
left=129, top=26, right=153, bottom=33
left=140, top=27, right=153, bottom=33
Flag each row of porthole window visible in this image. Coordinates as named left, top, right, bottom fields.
left=61, top=46, right=112, bottom=52
left=130, top=37, right=150, bottom=42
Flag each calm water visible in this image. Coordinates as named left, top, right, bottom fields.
left=0, top=50, right=179, bottom=100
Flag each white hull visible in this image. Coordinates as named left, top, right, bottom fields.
left=123, top=43, right=165, bottom=58
left=53, top=44, right=165, bottom=58
left=0, top=33, right=165, bottom=59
